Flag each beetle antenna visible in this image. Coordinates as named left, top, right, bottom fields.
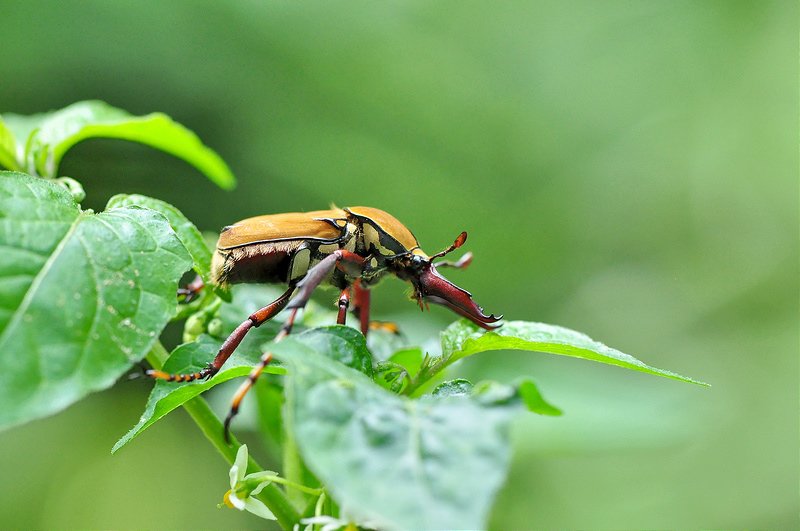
left=429, top=231, right=468, bottom=261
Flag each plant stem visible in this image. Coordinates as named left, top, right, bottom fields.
left=283, top=380, right=308, bottom=507
left=146, top=341, right=300, bottom=529
left=404, top=357, right=446, bottom=397
left=259, top=475, right=323, bottom=496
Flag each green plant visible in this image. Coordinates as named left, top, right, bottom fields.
left=0, top=101, right=707, bottom=530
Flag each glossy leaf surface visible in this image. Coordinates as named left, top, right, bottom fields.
left=1, top=101, right=235, bottom=188
left=106, top=194, right=211, bottom=282
left=275, top=327, right=519, bottom=530
left=0, top=171, right=191, bottom=429
left=440, top=320, right=708, bottom=385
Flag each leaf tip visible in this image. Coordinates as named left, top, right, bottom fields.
left=110, top=439, right=125, bottom=454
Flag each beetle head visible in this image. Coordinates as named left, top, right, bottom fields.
left=392, top=232, right=502, bottom=330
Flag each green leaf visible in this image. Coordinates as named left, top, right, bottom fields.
left=471, top=380, right=521, bottom=406
left=467, top=378, right=562, bottom=415
left=291, top=326, right=373, bottom=377
left=439, top=320, right=709, bottom=386
left=517, top=378, right=563, bottom=416
left=111, top=334, right=286, bottom=453
left=106, top=194, right=211, bottom=282
left=4, top=101, right=235, bottom=188
left=275, top=327, right=520, bottom=530
left=388, top=347, right=424, bottom=377
left=432, top=378, right=473, bottom=398
left=364, top=324, right=408, bottom=362
left=2, top=113, right=43, bottom=153
left=0, top=171, right=191, bottom=430
left=0, top=117, right=18, bottom=170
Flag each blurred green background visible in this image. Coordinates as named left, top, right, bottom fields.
left=1, top=1, right=796, bottom=528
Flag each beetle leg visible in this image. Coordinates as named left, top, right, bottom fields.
left=369, top=321, right=401, bottom=335
left=353, top=279, right=371, bottom=336
left=221, top=251, right=367, bottom=441
left=177, top=274, right=205, bottom=303
left=337, top=287, right=350, bottom=325
left=350, top=282, right=399, bottom=335
left=146, top=285, right=295, bottom=383
left=223, top=305, right=300, bottom=441
left=287, top=250, right=366, bottom=312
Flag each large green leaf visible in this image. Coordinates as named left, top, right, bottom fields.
left=438, top=320, right=709, bottom=386
left=275, top=327, right=520, bottom=530
left=3, top=101, right=235, bottom=188
left=0, top=171, right=191, bottom=430
left=106, top=194, right=211, bottom=282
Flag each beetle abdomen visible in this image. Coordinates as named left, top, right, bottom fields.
left=212, top=241, right=302, bottom=286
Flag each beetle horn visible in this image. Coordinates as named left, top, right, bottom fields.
left=416, top=262, right=502, bottom=330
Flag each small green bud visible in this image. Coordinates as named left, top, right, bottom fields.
left=183, top=312, right=207, bottom=342
left=207, top=317, right=224, bottom=338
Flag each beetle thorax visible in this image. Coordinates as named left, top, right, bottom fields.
left=345, top=207, right=424, bottom=258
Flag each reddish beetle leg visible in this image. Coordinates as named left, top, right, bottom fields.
left=177, top=274, right=205, bottom=303
left=350, top=280, right=401, bottom=335
left=221, top=250, right=366, bottom=441
left=353, top=280, right=371, bottom=336
left=337, top=287, right=350, bottom=325
left=146, top=286, right=295, bottom=383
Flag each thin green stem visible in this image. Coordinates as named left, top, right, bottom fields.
left=146, top=341, right=300, bottom=529
left=282, top=411, right=309, bottom=509
left=260, top=475, right=323, bottom=496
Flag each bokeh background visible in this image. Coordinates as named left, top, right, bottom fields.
left=0, top=1, right=796, bottom=529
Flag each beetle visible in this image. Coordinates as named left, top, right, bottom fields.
left=147, top=206, right=501, bottom=438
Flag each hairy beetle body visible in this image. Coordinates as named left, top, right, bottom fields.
left=212, top=208, right=352, bottom=287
